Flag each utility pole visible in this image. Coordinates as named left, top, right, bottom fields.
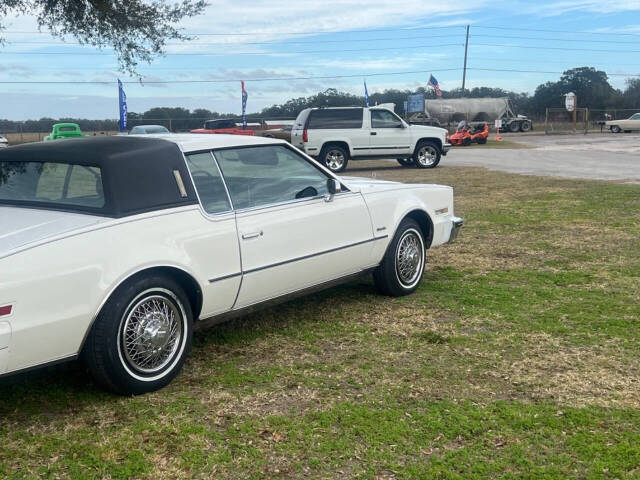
left=462, top=25, right=470, bottom=95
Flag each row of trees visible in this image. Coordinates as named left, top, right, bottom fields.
left=260, top=67, right=639, bottom=118
left=1, top=67, right=638, bottom=133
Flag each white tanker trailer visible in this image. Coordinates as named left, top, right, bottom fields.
left=410, top=97, right=532, bottom=132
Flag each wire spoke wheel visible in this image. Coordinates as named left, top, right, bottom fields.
left=120, top=294, right=184, bottom=374
left=395, top=229, right=424, bottom=287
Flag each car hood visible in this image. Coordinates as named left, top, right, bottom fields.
left=0, top=206, right=106, bottom=258
left=340, top=176, right=451, bottom=193
left=408, top=124, right=448, bottom=137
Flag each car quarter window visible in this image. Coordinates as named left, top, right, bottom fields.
left=184, top=152, right=231, bottom=214
left=0, top=162, right=105, bottom=208
left=214, top=145, right=330, bottom=210
left=371, top=109, right=403, bottom=128
left=307, top=109, right=363, bottom=129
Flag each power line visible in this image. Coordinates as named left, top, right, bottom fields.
left=0, top=25, right=463, bottom=36
left=1, top=33, right=463, bottom=47
left=472, top=43, right=640, bottom=53
left=0, top=66, right=637, bottom=85
left=468, top=67, right=639, bottom=77
left=0, top=67, right=462, bottom=84
left=0, top=42, right=464, bottom=56
left=475, top=25, right=640, bottom=37
left=471, top=34, right=640, bottom=44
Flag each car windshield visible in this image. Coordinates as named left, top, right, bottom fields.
left=0, top=161, right=105, bottom=209
left=144, top=126, right=169, bottom=133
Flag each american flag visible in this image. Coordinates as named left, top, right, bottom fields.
left=428, top=75, right=442, bottom=97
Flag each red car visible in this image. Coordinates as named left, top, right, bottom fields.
left=191, top=118, right=255, bottom=136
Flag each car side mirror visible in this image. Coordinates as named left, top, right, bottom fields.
left=325, top=178, right=342, bottom=202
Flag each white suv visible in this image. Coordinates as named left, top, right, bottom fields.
left=291, top=106, right=450, bottom=172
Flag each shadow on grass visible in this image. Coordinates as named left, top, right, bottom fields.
left=0, top=280, right=378, bottom=415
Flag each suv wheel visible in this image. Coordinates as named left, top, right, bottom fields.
left=413, top=141, right=441, bottom=168
left=321, top=144, right=349, bottom=173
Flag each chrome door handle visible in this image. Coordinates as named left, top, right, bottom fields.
left=242, top=231, right=263, bottom=240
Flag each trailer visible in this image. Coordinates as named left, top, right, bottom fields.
left=409, top=97, right=532, bottom=132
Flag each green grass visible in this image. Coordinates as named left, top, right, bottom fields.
left=1, top=164, right=639, bottom=479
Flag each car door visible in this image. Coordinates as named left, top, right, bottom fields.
left=629, top=113, right=640, bottom=129
left=368, top=109, right=413, bottom=157
left=213, top=144, right=376, bottom=309
left=183, top=151, right=243, bottom=317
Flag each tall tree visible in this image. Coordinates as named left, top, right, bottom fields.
left=0, top=0, right=207, bottom=74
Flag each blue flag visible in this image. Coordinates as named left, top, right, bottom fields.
left=364, top=80, right=370, bottom=107
left=241, top=81, right=248, bottom=130
left=118, top=79, right=127, bottom=132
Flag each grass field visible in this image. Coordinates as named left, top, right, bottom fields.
left=1, top=163, right=639, bottom=479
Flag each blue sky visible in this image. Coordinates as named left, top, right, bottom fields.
left=0, top=0, right=639, bottom=120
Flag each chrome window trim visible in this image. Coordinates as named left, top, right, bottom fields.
left=181, top=150, right=235, bottom=221
left=233, top=191, right=359, bottom=217
left=209, top=143, right=353, bottom=215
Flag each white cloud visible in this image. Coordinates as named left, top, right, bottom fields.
left=519, top=0, right=640, bottom=16
left=180, top=0, right=485, bottom=40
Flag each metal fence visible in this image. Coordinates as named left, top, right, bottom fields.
left=544, top=108, right=590, bottom=134
left=0, top=117, right=296, bottom=145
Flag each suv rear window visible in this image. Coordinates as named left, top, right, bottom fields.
left=205, top=119, right=236, bottom=129
left=0, top=161, right=105, bottom=209
left=307, top=109, right=363, bottom=129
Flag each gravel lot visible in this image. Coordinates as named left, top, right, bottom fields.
left=442, top=132, right=640, bottom=181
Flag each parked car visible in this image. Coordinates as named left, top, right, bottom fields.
left=0, top=134, right=462, bottom=395
left=191, top=118, right=254, bottom=136
left=262, top=125, right=292, bottom=142
left=0, top=136, right=7, bottom=148
left=44, top=123, right=84, bottom=141
left=291, top=107, right=451, bottom=172
left=606, top=113, right=640, bottom=133
left=129, top=125, right=170, bottom=135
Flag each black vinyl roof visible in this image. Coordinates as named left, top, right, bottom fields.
left=0, top=136, right=198, bottom=217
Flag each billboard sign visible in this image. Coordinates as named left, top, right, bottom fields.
left=407, top=93, right=424, bottom=113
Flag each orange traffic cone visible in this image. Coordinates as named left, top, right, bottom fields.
left=494, top=126, right=502, bottom=142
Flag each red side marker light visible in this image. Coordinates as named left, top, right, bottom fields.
left=0, top=305, right=12, bottom=317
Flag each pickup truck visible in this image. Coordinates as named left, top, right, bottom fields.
left=191, top=118, right=255, bottom=136
left=44, top=123, right=84, bottom=141
left=291, top=106, right=450, bottom=172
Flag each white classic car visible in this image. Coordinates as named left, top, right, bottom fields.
left=0, top=134, right=462, bottom=395
left=606, top=113, right=640, bottom=133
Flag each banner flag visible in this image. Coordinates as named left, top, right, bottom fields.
left=241, top=81, right=248, bottom=130
left=428, top=74, right=442, bottom=97
left=118, top=79, right=127, bottom=132
left=364, top=80, right=370, bottom=107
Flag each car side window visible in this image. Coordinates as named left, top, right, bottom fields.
left=631, top=114, right=640, bottom=120
left=184, top=152, right=231, bottom=214
left=214, top=145, right=330, bottom=210
left=371, top=110, right=402, bottom=128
